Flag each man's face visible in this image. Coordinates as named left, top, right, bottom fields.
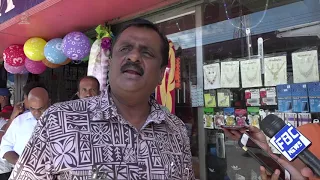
left=0, top=96, right=5, bottom=104
left=109, top=26, right=165, bottom=94
left=77, top=78, right=100, bottom=99
left=28, top=99, right=49, bottom=120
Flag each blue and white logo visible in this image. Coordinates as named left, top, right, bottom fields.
left=270, top=123, right=311, bottom=161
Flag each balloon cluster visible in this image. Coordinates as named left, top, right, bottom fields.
left=2, top=31, right=92, bottom=75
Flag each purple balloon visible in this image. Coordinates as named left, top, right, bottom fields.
left=4, top=62, right=27, bottom=74
left=25, top=58, right=46, bottom=74
left=62, top=32, right=90, bottom=60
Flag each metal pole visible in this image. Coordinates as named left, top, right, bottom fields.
left=195, top=4, right=207, bottom=180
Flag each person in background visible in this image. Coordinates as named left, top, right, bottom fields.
left=10, top=18, right=194, bottom=180
left=0, top=88, right=12, bottom=120
left=0, top=82, right=47, bottom=135
left=0, top=118, right=12, bottom=180
left=0, top=87, right=50, bottom=165
left=223, top=124, right=318, bottom=180
left=70, top=76, right=100, bottom=100
left=76, top=76, right=100, bottom=99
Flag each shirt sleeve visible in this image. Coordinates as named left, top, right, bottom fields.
left=180, top=124, right=195, bottom=180
left=9, top=113, right=55, bottom=180
left=0, top=117, right=17, bottom=158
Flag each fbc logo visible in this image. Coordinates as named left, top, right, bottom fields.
left=270, top=123, right=311, bottom=161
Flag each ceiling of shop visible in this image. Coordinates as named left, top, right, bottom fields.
left=223, top=0, right=301, bottom=12
left=0, top=0, right=180, bottom=58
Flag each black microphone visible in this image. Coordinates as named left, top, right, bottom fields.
left=260, top=114, right=320, bottom=177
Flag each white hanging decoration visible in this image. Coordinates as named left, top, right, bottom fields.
left=87, top=39, right=109, bottom=91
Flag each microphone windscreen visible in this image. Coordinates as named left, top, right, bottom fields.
left=260, top=114, right=286, bottom=137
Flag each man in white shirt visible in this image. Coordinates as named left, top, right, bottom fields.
left=0, top=118, right=12, bottom=179
left=0, top=87, right=50, bottom=164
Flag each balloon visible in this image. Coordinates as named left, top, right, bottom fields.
left=24, top=37, right=47, bottom=61
left=4, top=62, right=27, bottom=74
left=20, top=67, right=29, bottom=74
left=60, top=58, right=71, bottom=65
left=44, top=38, right=68, bottom=64
left=42, top=58, right=61, bottom=68
left=62, top=32, right=90, bottom=60
left=3, top=45, right=26, bottom=66
left=25, top=58, right=46, bottom=74
left=81, top=38, right=94, bottom=62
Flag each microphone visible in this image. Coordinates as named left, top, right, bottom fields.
left=260, top=114, right=320, bottom=177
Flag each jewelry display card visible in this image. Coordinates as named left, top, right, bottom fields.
left=276, top=84, right=293, bottom=113
left=298, top=113, right=312, bottom=126
left=260, top=87, right=277, bottom=106
left=307, top=82, right=320, bottom=113
left=291, top=83, right=309, bottom=113
left=204, top=107, right=214, bottom=129
left=292, top=50, right=319, bottom=83
left=235, top=109, right=248, bottom=126
left=204, top=91, right=216, bottom=107
left=264, top=56, right=287, bottom=86
left=285, top=113, right=298, bottom=127
left=217, top=90, right=231, bottom=107
left=191, top=85, right=204, bottom=107
left=240, top=59, right=262, bottom=88
left=203, top=63, right=221, bottom=90
left=224, top=108, right=235, bottom=126
left=220, top=61, right=240, bottom=88
left=245, top=89, right=261, bottom=106
left=247, top=107, right=260, bottom=129
left=214, top=112, right=225, bottom=129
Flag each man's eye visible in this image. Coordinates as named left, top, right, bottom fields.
left=142, top=51, right=153, bottom=57
left=120, top=47, right=129, bottom=52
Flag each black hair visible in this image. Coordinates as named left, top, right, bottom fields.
left=77, top=76, right=100, bottom=91
left=112, top=18, right=169, bottom=67
left=22, top=81, right=47, bottom=96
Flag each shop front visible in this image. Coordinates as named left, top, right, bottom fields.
left=112, top=0, right=320, bottom=179
left=0, top=0, right=320, bottom=179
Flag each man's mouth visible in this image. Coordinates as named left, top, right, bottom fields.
left=123, top=69, right=142, bottom=76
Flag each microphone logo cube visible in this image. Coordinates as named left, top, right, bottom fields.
left=270, top=123, right=311, bottom=161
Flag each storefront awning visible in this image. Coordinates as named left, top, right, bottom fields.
left=0, top=0, right=180, bottom=59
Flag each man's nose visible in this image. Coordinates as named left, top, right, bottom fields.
left=86, top=91, right=92, bottom=97
left=126, top=49, right=141, bottom=63
left=34, top=110, right=41, bottom=117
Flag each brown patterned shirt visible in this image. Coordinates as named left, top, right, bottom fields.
left=10, top=89, right=194, bottom=180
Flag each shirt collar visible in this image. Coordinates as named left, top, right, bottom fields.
left=100, top=86, right=168, bottom=126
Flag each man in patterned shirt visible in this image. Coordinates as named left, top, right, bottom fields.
left=10, top=19, right=194, bottom=180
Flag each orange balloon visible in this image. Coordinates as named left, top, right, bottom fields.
left=42, top=59, right=61, bottom=68
left=60, top=58, right=71, bottom=65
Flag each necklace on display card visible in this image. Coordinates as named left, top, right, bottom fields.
left=221, top=61, right=240, bottom=88
left=292, top=50, right=319, bottom=83
left=203, top=63, right=221, bottom=90
left=264, top=56, right=287, bottom=86
left=240, top=59, right=262, bottom=88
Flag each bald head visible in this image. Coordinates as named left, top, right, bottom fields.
left=28, top=87, right=50, bottom=120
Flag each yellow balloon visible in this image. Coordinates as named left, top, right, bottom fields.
left=24, top=37, right=47, bottom=61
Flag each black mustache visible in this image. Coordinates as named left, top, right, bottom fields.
left=120, top=62, right=144, bottom=76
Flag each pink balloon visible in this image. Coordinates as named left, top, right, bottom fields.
left=4, top=62, right=27, bottom=74
left=3, top=45, right=26, bottom=66
left=25, top=58, right=46, bottom=74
